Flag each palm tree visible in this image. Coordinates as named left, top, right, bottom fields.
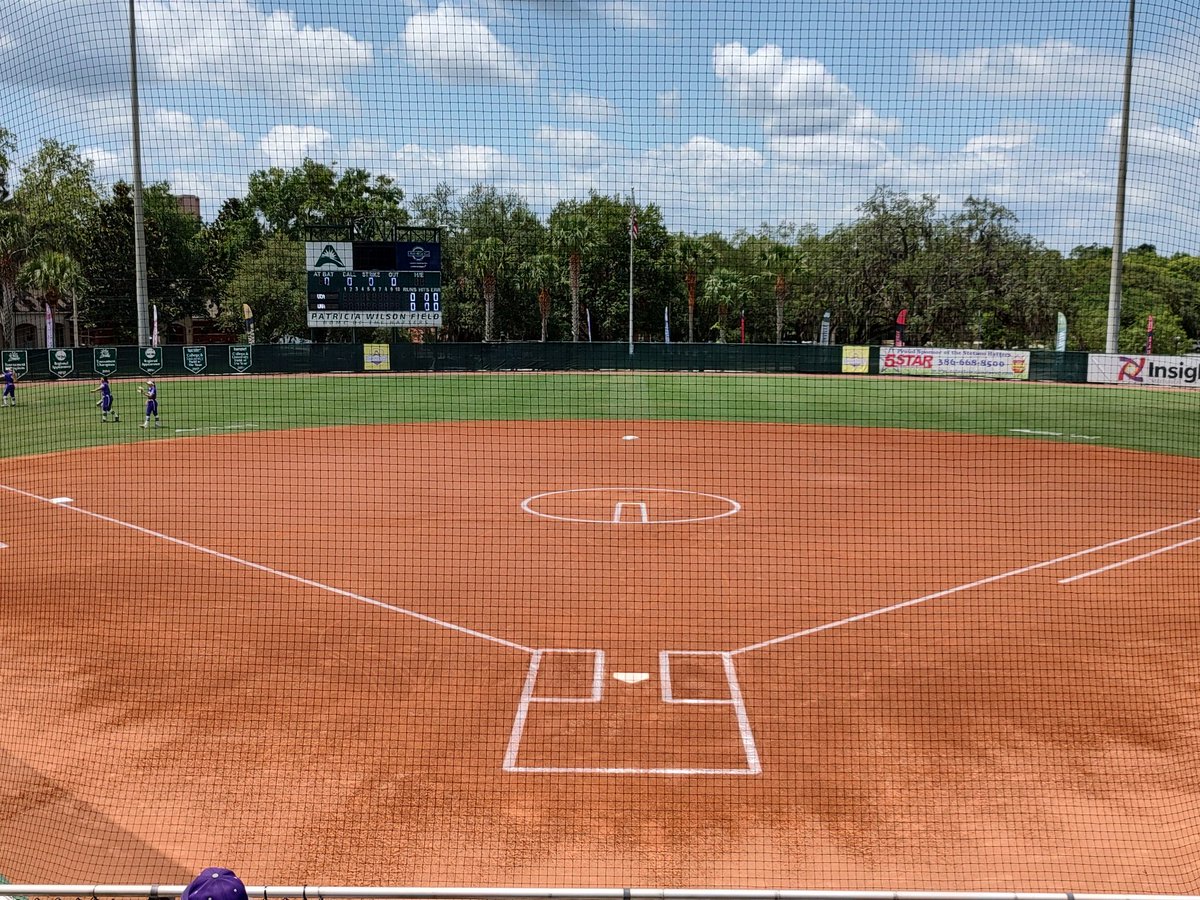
left=521, top=253, right=559, bottom=342
left=0, top=207, right=33, bottom=346
left=703, top=268, right=748, bottom=343
left=673, top=235, right=710, bottom=343
left=19, top=250, right=85, bottom=347
left=551, top=213, right=593, bottom=341
left=466, top=236, right=508, bottom=342
left=759, top=243, right=798, bottom=344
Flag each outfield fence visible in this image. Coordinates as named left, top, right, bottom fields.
left=2, top=343, right=1092, bottom=382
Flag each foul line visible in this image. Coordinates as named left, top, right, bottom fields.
left=731, top=512, right=1200, bottom=656
left=1058, top=534, right=1200, bottom=584
left=0, top=482, right=533, bottom=655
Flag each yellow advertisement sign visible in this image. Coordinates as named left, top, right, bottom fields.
left=363, top=343, right=391, bottom=371
left=841, top=345, right=870, bottom=374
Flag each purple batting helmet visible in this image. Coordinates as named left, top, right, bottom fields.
left=180, top=868, right=247, bottom=900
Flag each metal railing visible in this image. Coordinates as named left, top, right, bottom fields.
left=2, top=888, right=1198, bottom=900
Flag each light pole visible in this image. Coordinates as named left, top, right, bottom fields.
left=129, top=0, right=150, bottom=346
left=1106, top=0, right=1135, bottom=354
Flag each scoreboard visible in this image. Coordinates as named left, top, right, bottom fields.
left=307, top=271, right=442, bottom=322
left=306, top=239, right=442, bottom=327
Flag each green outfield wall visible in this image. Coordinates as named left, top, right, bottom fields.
left=1, top=343, right=1092, bottom=382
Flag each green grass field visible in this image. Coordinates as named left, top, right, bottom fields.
left=1, top=372, right=1197, bottom=459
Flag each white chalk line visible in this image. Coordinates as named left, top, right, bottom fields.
left=174, top=423, right=260, bottom=434
left=731, top=512, right=1200, bottom=656
left=4, top=480, right=756, bottom=775
left=11, top=477, right=1196, bottom=775
left=0, top=481, right=533, bottom=654
left=504, top=648, right=759, bottom=775
left=1058, top=534, right=1200, bottom=584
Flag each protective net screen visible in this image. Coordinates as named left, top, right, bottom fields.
left=3, top=0, right=1200, bottom=893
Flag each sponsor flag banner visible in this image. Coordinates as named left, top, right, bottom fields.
left=819, top=310, right=831, bottom=345
left=93, top=347, right=119, bottom=376
left=841, top=345, right=870, bottom=374
left=363, top=343, right=391, bottom=371
left=139, top=346, right=163, bottom=375
left=1146, top=315, right=1155, bottom=354
left=894, top=308, right=908, bottom=347
left=44, top=303, right=54, bottom=349
left=664, top=306, right=670, bottom=344
left=2, top=350, right=28, bottom=377
left=879, top=347, right=1030, bottom=380
left=229, top=345, right=253, bottom=373
left=183, top=346, right=207, bottom=374
left=243, top=303, right=255, bottom=345
left=48, top=348, right=74, bottom=379
left=1056, top=312, right=1067, bottom=352
left=151, top=304, right=159, bottom=347
left=1087, top=353, right=1200, bottom=387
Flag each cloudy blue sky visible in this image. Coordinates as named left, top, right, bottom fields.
left=2, top=0, right=1199, bottom=252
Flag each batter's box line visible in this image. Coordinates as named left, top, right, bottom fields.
left=503, top=648, right=761, bottom=776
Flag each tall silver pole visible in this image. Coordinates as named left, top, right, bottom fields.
left=129, top=0, right=151, bottom=346
left=628, top=191, right=635, bottom=356
left=1105, top=0, right=1135, bottom=354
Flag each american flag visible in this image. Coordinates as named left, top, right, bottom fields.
left=629, top=207, right=638, bottom=240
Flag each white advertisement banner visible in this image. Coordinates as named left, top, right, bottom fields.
left=1087, top=353, right=1200, bottom=387
left=308, top=310, right=443, bottom=327
left=878, top=347, right=1030, bottom=380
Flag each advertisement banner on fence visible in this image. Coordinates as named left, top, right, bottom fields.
left=363, top=343, right=391, bottom=371
left=841, top=345, right=870, bottom=374
left=1087, top=353, right=1200, bottom=387
left=878, top=347, right=1030, bottom=380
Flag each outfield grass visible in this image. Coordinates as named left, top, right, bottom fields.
left=0, top=372, right=1197, bottom=459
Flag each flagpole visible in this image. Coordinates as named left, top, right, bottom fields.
left=628, top=190, right=635, bottom=356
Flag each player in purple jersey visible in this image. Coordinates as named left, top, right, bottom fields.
left=1, top=368, right=14, bottom=407
left=137, top=379, right=159, bottom=428
left=89, top=375, right=119, bottom=422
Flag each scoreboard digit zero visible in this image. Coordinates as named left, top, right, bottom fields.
left=305, top=240, right=443, bottom=328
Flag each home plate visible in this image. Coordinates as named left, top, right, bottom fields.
left=613, top=672, right=649, bottom=684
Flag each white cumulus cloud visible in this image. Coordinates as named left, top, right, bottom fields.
left=259, top=125, right=334, bottom=168
left=553, top=91, right=620, bottom=122
left=0, top=0, right=372, bottom=109
left=402, top=6, right=534, bottom=86
left=915, top=40, right=1121, bottom=98
left=714, top=42, right=890, bottom=137
left=599, top=1, right=659, bottom=30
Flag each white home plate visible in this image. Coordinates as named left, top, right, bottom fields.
left=613, top=672, right=649, bottom=684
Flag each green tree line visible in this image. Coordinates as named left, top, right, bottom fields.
left=2, top=127, right=1199, bottom=352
